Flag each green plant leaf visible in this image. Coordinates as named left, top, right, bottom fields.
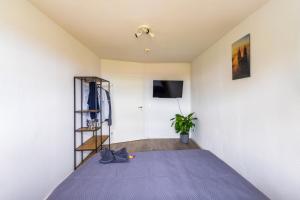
left=170, top=113, right=198, bottom=135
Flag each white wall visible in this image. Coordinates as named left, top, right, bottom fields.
left=191, top=0, right=300, bottom=199
left=101, top=59, right=191, bottom=143
left=0, top=1, right=101, bottom=200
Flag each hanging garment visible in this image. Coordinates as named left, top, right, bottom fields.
left=87, top=82, right=99, bottom=119
left=97, top=87, right=106, bottom=122
left=82, top=82, right=89, bottom=110
left=105, top=90, right=112, bottom=126
left=98, top=87, right=112, bottom=125
left=99, top=87, right=108, bottom=122
left=82, top=82, right=90, bottom=125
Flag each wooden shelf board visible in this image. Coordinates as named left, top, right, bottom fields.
left=75, top=110, right=100, bottom=113
left=76, top=127, right=101, bottom=132
left=76, top=135, right=109, bottom=151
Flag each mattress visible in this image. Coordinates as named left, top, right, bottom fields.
left=48, top=149, right=269, bottom=200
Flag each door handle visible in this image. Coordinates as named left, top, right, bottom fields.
left=138, top=106, right=143, bottom=109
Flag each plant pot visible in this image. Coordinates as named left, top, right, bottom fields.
left=180, top=134, right=189, bottom=144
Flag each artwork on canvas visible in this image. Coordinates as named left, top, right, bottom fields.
left=232, top=34, right=250, bottom=80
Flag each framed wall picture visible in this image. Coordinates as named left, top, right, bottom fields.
left=232, top=34, right=251, bottom=80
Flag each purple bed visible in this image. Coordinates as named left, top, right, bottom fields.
left=48, top=149, right=269, bottom=200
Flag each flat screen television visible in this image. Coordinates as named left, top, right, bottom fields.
left=153, top=80, right=183, bottom=98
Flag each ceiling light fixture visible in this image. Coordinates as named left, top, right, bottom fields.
left=134, top=25, right=155, bottom=38
left=144, top=48, right=151, bottom=53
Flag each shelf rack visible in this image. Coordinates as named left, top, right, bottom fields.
left=74, top=76, right=111, bottom=170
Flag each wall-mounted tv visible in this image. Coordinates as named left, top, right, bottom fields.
left=153, top=80, right=183, bottom=98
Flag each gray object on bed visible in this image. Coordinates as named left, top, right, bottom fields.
left=48, top=149, right=269, bottom=200
left=99, top=148, right=129, bottom=164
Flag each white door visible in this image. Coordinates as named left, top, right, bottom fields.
left=102, top=61, right=145, bottom=143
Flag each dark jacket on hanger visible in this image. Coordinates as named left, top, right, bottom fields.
left=87, top=82, right=99, bottom=119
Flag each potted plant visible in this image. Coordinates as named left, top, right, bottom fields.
left=170, top=113, right=197, bottom=144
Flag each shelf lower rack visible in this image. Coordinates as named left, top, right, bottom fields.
left=75, top=127, right=101, bottom=132
left=76, top=135, right=109, bottom=151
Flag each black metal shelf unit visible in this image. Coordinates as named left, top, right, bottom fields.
left=74, top=76, right=111, bottom=170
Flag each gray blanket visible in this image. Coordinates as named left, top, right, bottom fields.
left=99, top=148, right=129, bottom=164
left=48, top=149, right=269, bottom=200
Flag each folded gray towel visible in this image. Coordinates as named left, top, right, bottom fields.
left=99, top=148, right=129, bottom=164
left=99, top=148, right=114, bottom=164
left=112, top=148, right=129, bottom=163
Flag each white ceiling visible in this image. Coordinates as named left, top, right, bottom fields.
left=29, top=0, right=268, bottom=62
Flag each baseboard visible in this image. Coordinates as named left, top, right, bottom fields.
left=109, top=137, right=180, bottom=145
left=190, top=137, right=202, bottom=149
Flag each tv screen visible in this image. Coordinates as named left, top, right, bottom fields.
left=153, top=80, right=183, bottom=98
